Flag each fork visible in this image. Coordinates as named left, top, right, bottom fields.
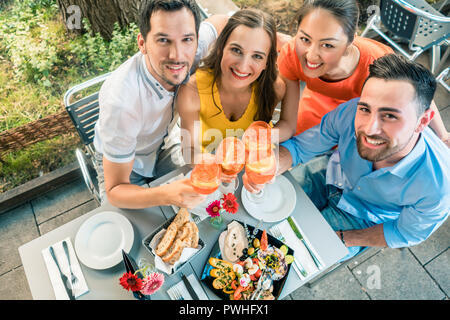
left=270, top=226, right=308, bottom=278
left=62, top=240, right=78, bottom=292
left=192, top=214, right=202, bottom=224
left=171, top=288, right=184, bottom=300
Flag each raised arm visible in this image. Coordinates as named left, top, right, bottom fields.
left=429, top=100, right=449, bottom=147
left=176, top=75, right=202, bottom=165
left=273, top=74, right=300, bottom=142
left=203, top=14, right=229, bottom=36
left=103, top=157, right=206, bottom=209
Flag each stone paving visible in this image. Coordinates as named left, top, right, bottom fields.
left=0, top=0, right=448, bottom=301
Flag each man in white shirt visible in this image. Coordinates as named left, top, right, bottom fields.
left=93, top=0, right=228, bottom=209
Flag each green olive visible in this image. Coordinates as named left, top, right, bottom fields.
left=248, top=247, right=255, bottom=255
left=253, top=238, right=260, bottom=248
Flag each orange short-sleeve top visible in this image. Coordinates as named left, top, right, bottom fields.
left=277, top=36, right=393, bottom=134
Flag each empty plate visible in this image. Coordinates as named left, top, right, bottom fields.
left=74, top=211, right=134, bottom=270
left=241, top=175, right=297, bottom=223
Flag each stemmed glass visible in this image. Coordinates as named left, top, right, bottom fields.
left=190, top=153, right=221, bottom=195
left=215, top=137, right=245, bottom=194
left=242, top=121, right=276, bottom=203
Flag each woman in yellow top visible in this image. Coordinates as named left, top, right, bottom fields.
left=177, top=9, right=298, bottom=158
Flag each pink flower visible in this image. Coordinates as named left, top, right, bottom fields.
left=141, top=272, right=165, bottom=295
left=206, top=200, right=221, bottom=217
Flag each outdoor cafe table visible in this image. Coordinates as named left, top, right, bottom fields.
left=18, top=165, right=348, bottom=300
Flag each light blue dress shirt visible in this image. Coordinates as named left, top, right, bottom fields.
left=281, top=98, right=450, bottom=248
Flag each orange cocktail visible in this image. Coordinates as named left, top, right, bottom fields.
left=215, top=137, right=245, bottom=177
left=242, top=121, right=272, bottom=161
left=190, top=153, right=220, bottom=195
left=245, top=148, right=277, bottom=185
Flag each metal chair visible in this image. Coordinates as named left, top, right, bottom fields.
left=361, top=0, right=450, bottom=75
left=436, top=66, right=449, bottom=91
left=64, top=72, right=111, bottom=204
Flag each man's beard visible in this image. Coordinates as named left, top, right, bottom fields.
left=158, top=60, right=189, bottom=87
left=356, top=132, right=413, bottom=163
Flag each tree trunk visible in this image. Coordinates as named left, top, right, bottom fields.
left=57, top=0, right=143, bottom=40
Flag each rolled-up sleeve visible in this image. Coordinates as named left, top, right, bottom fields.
left=383, top=199, right=449, bottom=248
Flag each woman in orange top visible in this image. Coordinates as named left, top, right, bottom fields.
left=278, top=0, right=449, bottom=145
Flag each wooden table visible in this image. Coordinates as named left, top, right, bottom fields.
left=19, top=166, right=348, bottom=300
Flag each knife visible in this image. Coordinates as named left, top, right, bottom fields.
left=287, top=217, right=323, bottom=269
left=181, top=274, right=199, bottom=300
left=49, top=246, right=75, bottom=300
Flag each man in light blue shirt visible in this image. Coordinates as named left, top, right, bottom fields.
left=244, top=54, right=450, bottom=260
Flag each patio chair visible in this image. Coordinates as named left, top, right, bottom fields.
left=64, top=72, right=111, bottom=204
left=361, top=0, right=450, bottom=75
left=436, top=66, right=449, bottom=91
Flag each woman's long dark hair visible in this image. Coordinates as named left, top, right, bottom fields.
left=200, top=9, right=278, bottom=123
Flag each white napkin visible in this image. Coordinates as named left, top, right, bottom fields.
left=149, top=229, right=201, bottom=274
left=270, top=219, right=320, bottom=279
left=167, top=273, right=209, bottom=300
left=42, top=238, right=89, bottom=300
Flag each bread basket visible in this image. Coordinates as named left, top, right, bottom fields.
left=142, top=214, right=205, bottom=274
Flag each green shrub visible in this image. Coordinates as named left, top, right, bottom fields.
left=69, top=19, right=139, bottom=74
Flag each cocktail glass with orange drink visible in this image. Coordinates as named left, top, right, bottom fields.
left=215, top=137, right=245, bottom=194
left=190, top=153, right=221, bottom=195
left=242, top=121, right=272, bottom=161
left=244, top=138, right=277, bottom=203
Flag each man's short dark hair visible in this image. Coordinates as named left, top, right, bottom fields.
left=139, top=0, right=201, bottom=39
left=365, top=53, right=436, bottom=116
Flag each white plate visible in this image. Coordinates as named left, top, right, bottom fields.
left=241, top=175, right=296, bottom=223
left=74, top=211, right=134, bottom=270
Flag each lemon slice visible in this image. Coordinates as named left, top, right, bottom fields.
left=285, top=255, right=294, bottom=264
left=279, top=245, right=288, bottom=256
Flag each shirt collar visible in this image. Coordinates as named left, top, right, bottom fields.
left=139, top=53, right=174, bottom=99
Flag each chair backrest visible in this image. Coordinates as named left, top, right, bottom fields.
left=380, top=0, right=450, bottom=50
left=64, top=73, right=110, bottom=146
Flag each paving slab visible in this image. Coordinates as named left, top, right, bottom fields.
left=31, top=179, right=93, bottom=225
left=352, top=248, right=445, bottom=300
left=290, top=266, right=369, bottom=300
left=408, top=218, right=450, bottom=265
left=425, top=249, right=450, bottom=297
left=38, top=199, right=99, bottom=235
left=440, top=105, right=450, bottom=131
left=0, top=266, right=32, bottom=300
left=0, top=203, right=39, bottom=275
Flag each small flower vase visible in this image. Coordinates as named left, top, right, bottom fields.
left=122, top=250, right=151, bottom=300
left=209, top=215, right=224, bottom=230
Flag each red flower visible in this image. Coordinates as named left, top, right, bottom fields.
left=221, top=193, right=239, bottom=214
left=119, top=272, right=143, bottom=292
left=206, top=200, right=221, bottom=217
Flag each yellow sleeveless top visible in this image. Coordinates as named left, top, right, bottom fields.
left=196, top=69, right=258, bottom=152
